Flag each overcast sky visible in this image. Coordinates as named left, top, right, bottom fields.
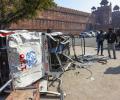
left=55, top=0, right=120, bottom=13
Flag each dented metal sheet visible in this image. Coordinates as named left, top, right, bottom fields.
left=7, top=31, right=45, bottom=88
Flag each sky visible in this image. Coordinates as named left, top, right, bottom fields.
left=54, top=0, right=120, bottom=13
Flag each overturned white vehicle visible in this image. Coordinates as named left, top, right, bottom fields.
left=0, top=30, right=70, bottom=99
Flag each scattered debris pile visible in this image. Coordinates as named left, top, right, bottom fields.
left=0, top=30, right=109, bottom=100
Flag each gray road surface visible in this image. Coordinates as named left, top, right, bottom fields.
left=72, top=37, right=107, bottom=48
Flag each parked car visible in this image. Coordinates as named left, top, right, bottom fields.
left=96, top=31, right=107, bottom=37
left=89, top=31, right=96, bottom=37
left=80, top=32, right=92, bottom=38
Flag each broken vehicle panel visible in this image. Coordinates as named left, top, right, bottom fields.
left=7, top=31, right=46, bottom=88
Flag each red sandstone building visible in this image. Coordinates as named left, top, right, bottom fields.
left=91, top=0, right=112, bottom=31
left=91, top=0, right=120, bottom=31
left=9, top=7, right=92, bottom=35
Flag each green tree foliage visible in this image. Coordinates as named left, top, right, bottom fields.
left=0, top=0, right=56, bottom=29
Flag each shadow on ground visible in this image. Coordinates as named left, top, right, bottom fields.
left=104, top=66, right=120, bottom=74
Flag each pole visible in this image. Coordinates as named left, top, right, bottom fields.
left=0, top=79, right=12, bottom=93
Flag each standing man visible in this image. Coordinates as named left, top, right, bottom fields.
left=106, top=28, right=117, bottom=59
left=96, top=30, right=105, bottom=56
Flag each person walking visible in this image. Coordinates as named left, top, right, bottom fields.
left=106, top=28, right=117, bottom=59
left=96, top=30, right=105, bottom=56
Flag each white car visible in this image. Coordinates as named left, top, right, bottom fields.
left=80, top=32, right=92, bottom=38
left=89, top=31, right=96, bottom=37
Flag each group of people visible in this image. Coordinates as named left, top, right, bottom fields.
left=96, top=28, right=118, bottom=59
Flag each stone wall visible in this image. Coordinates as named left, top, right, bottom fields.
left=9, top=6, right=91, bottom=35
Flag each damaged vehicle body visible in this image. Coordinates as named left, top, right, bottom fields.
left=0, top=30, right=70, bottom=100
left=0, top=30, right=108, bottom=100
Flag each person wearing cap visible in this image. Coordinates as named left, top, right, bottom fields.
left=106, top=28, right=117, bottom=59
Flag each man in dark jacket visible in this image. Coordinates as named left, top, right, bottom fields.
left=106, top=28, right=117, bottom=59
left=96, top=30, right=104, bottom=55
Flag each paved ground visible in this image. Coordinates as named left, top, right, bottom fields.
left=61, top=46, right=120, bottom=100
left=40, top=44, right=120, bottom=100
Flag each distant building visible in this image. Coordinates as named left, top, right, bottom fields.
left=9, top=6, right=92, bottom=35
left=91, top=0, right=112, bottom=31
left=112, top=5, right=120, bottom=29
left=91, top=0, right=120, bottom=31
